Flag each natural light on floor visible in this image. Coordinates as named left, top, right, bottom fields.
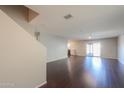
left=92, top=57, right=102, bottom=69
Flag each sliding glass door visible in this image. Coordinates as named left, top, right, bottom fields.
left=86, top=43, right=93, bottom=56
left=86, top=42, right=101, bottom=57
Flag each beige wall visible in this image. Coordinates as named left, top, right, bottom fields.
left=0, top=9, right=46, bottom=88
left=69, top=40, right=86, bottom=56
left=39, top=31, right=68, bottom=62
left=0, top=5, right=35, bottom=36
left=69, top=37, right=118, bottom=59
left=118, top=35, right=124, bottom=64
left=0, top=6, right=68, bottom=63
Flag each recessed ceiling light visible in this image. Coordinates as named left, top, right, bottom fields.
left=64, top=14, right=73, bottom=20
left=89, top=36, right=91, bottom=39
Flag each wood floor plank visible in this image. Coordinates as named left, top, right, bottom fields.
left=41, top=56, right=124, bottom=88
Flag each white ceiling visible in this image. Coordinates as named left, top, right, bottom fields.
left=26, top=5, right=124, bottom=40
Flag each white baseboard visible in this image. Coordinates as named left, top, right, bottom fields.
left=74, top=55, right=118, bottom=60
left=47, top=57, right=67, bottom=63
left=35, top=81, right=47, bottom=88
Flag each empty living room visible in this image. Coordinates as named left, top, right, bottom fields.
left=1, top=1, right=124, bottom=92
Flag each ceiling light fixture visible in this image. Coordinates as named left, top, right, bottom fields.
left=89, top=36, right=91, bottom=39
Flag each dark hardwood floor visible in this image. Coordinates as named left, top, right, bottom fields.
left=41, top=56, right=124, bottom=88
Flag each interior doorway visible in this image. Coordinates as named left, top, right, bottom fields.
left=86, top=42, right=101, bottom=57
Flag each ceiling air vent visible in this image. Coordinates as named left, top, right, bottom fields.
left=64, top=14, right=73, bottom=19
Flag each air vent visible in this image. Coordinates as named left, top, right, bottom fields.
left=64, top=14, right=73, bottom=19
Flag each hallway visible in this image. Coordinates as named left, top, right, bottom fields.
left=42, top=56, right=124, bottom=88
